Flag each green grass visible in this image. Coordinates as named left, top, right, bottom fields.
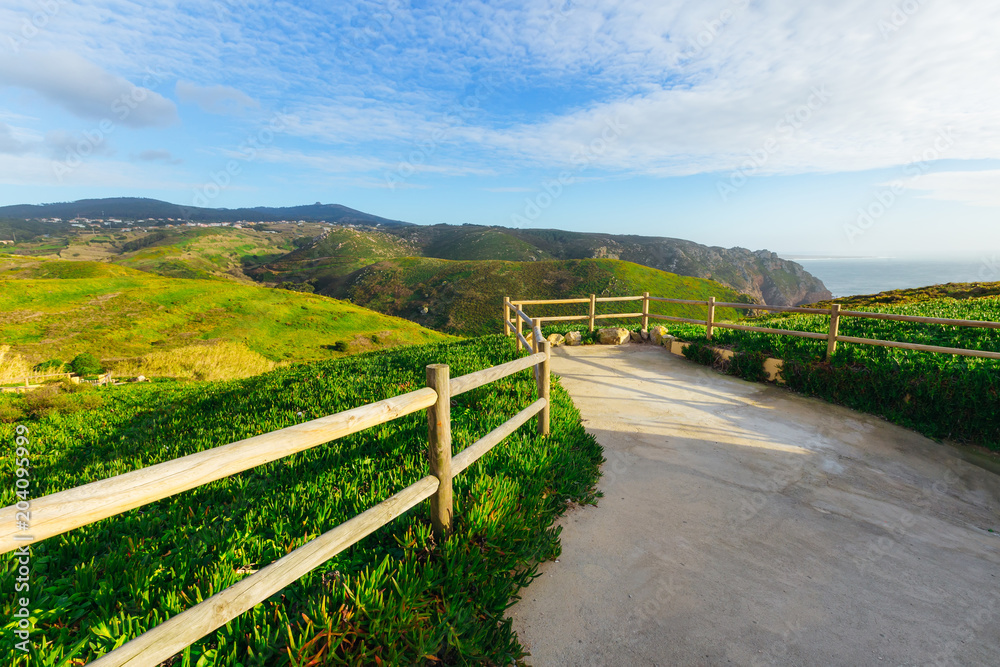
left=665, top=291, right=1000, bottom=450
left=335, top=257, right=750, bottom=336
left=0, top=259, right=455, bottom=368
left=0, top=336, right=603, bottom=665
left=252, top=227, right=420, bottom=287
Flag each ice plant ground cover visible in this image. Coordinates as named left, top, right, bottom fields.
left=0, top=336, right=602, bottom=665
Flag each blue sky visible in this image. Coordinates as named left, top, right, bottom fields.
left=1, top=0, right=998, bottom=258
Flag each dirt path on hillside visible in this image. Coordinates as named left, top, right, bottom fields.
left=508, top=345, right=1000, bottom=667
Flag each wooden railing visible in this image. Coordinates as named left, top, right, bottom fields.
left=504, top=294, right=1000, bottom=362
left=0, top=346, right=551, bottom=666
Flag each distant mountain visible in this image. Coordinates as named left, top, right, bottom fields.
left=258, top=223, right=831, bottom=306
left=1, top=197, right=831, bottom=306
left=0, top=197, right=412, bottom=226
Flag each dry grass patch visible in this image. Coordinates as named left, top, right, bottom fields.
left=113, top=341, right=277, bottom=381
left=0, top=345, right=32, bottom=384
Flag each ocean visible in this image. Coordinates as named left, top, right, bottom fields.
left=792, top=257, right=999, bottom=299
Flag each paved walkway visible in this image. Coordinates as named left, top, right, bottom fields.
left=508, top=344, right=1000, bottom=667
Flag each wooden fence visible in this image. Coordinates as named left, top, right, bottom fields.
left=504, top=294, right=1000, bottom=362
left=0, top=342, right=551, bottom=666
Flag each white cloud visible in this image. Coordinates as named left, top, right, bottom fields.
left=1, top=1, right=998, bottom=180
left=0, top=122, right=31, bottom=155
left=136, top=149, right=182, bottom=165
left=0, top=51, right=177, bottom=128
left=904, top=170, right=1000, bottom=208
left=0, top=152, right=188, bottom=189
left=44, top=129, right=115, bottom=158
left=176, top=81, right=258, bottom=115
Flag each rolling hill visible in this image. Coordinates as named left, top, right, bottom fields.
left=0, top=197, right=411, bottom=226
left=0, top=256, right=454, bottom=378
left=331, top=257, right=750, bottom=336
left=258, top=223, right=830, bottom=307
left=3, top=198, right=830, bottom=307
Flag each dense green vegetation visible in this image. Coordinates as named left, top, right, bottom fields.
left=334, top=257, right=749, bottom=336
left=0, top=257, right=453, bottom=371
left=0, top=336, right=602, bottom=665
left=661, top=293, right=1000, bottom=450
left=249, top=227, right=420, bottom=287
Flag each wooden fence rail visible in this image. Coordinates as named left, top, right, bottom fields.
left=504, top=294, right=1000, bottom=363
left=0, top=343, right=552, bottom=666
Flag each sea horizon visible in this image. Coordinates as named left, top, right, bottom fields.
left=791, top=256, right=999, bottom=299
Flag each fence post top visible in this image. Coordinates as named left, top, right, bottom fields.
left=426, top=363, right=449, bottom=372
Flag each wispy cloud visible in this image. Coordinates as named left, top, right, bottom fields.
left=0, top=122, right=31, bottom=155
left=176, top=81, right=258, bottom=115
left=136, top=149, right=182, bottom=165
left=0, top=51, right=177, bottom=128
left=904, top=170, right=1000, bottom=208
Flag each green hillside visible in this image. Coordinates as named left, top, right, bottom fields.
left=333, top=257, right=749, bottom=336
left=107, top=228, right=296, bottom=281
left=398, top=225, right=552, bottom=262
left=0, top=337, right=601, bottom=664
left=248, top=226, right=419, bottom=288
left=0, top=257, right=454, bottom=374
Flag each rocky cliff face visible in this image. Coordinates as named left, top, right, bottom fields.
left=509, top=230, right=831, bottom=306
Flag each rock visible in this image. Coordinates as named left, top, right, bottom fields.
left=629, top=330, right=642, bottom=343
left=598, top=327, right=630, bottom=345
left=650, top=325, right=670, bottom=345
left=640, top=329, right=650, bottom=341
left=420, top=306, right=429, bottom=314
left=565, top=331, right=583, bottom=346
left=546, top=333, right=565, bottom=348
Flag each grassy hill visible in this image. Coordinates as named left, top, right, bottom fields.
left=0, top=336, right=601, bottom=664
left=332, top=257, right=749, bottom=336
left=249, top=222, right=830, bottom=308
left=248, top=226, right=420, bottom=287
left=0, top=257, right=454, bottom=378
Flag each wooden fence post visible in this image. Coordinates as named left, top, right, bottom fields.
left=641, top=291, right=650, bottom=330
left=589, top=294, right=596, bottom=332
left=515, top=303, right=523, bottom=352
left=538, top=340, right=550, bottom=436
left=827, top=304, right=841, bottom=361
left=706, top=297, right=716, bottom=340
left=532, top=318, right=542, bottom=354
left=503, top=296, right=511, bottom=336
left=426, top=364, right=453, bottom=539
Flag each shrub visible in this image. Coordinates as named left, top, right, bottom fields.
left=0, top=401, right=23, bottom=423
left=18, top=383, right=103, bottom=419
left=70, top=353, right=103, bottom=376
left=34, top=359, right=67, bottom=373
left=682, top=339, right=720, bottom=367
left=726, top=350, right=770, bottom=383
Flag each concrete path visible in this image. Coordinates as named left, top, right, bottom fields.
left=509, top=345, right=1000, bottom=667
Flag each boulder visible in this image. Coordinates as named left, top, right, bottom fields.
left=629, top=330, right=642, bottom=343
left=598, top=327, right=630, bottom=345
left=565, top=331, right=583, bottom=346
left=546, top=333, right=566, bottom=348
left=650, top=325, right=670, bottom=346
left=640, top=329, right=650, bottom=341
